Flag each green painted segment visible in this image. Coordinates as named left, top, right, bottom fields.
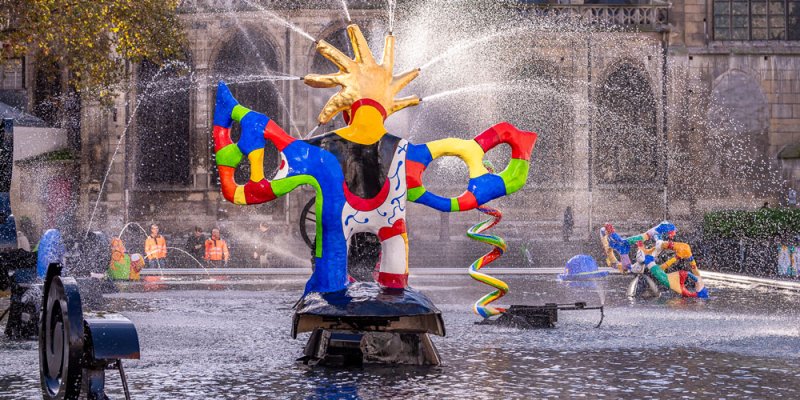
left=271, top=174, right=318, bottom=196
left=407, top=186, right=426, bottom=202
left=215, top=144, right=244, bottom=167
left=627, top=235, right=647, bottom=244
left=648, top=264, right=670, bottom=288
left=231, top=105, right=250, bottom=122
left=498, top=158, right=530, bottom=194
left=271, top=174, right=324, bottom=258
left=314, top=191, right=323, bottom=258
left=450, top=197, right=459, bottom=212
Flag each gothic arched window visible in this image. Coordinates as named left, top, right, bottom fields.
left=136, top=59, right=192, bottom=186
left=594, top=63, right=659, bottom=185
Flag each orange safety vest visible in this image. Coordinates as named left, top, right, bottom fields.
left=144, top=235, right=167, bottom=260
left=205, top=238, right=229, bottom=261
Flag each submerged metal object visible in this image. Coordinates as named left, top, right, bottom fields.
left=478, top=302, right=605, bottom=329
left=294, top=282, right=444, bottom=366
left=1, top=248, right=40, bottom=339
left=627, top=274, right=661, bottom=299
left=300, top=329, right=441, bottom=366
left=39, top=264, right=139, bottom=400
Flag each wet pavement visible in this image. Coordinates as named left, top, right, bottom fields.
left=2, top=273, right=800, bottom=399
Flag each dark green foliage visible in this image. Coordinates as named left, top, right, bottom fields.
left=704, top=208, right=800, bottom=240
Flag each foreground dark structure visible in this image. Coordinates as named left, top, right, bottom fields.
left=39, top=264, right=139, bottom=400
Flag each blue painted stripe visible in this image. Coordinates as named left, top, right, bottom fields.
left=406, top=143, right=433, bottom=166
left=413, top=191, right=452, bottom=212
left=213, top=82, right=238, bottom=128
left=468, top=173, right=506, bottom=205
left=237, top=111, right=269, bottom=155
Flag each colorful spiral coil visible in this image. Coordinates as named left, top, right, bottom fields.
left=467, top=206, right=509, bottom=318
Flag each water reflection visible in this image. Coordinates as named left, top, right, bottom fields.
left=1, top=275, right=799, bottom=399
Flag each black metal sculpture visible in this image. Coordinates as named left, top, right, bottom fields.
left=39, top=263, right=139, bottom=400
left=1, top=248, right=39, bottom=338
left=477, top=302, right=605, bottom=329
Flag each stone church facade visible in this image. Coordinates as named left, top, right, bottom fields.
left=5, top=0, right=798, bottom=265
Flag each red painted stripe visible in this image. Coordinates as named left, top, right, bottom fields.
left=343, top=180, right=390, bottom=211
left=377, top=271, right=408, bottom=289
left=378, top=219, right=407, bottom=240
left=405, top=160, right=425, bottom=188
left=456, top=191, right=478, bottom=211
left=218, top=166, right=237, bottom=202
left=213, top=125, right=233, bottom=152
left=350, top=98, right=387, bottom=120
left=497, top=122, right=537, bottom=160
left=265, top=120, right=294, bottom=150
left=244, top=179, right=276, bottom=204
left=678, top=270, right=696, bottom=297
left=473, top=122, right=538, bottom=160
left=473, top=126, right=500, bottom=153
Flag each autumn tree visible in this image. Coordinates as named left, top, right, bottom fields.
left=0, top=0, right=186, bottom=99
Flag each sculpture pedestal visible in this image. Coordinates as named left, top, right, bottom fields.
left=293, top=282, right=444, bottom=366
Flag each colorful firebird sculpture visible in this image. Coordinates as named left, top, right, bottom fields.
left=600, top=222, right=708, bottom=298
left=212, top=24, right=536, bottom=294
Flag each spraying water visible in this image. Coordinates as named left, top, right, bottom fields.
left=240, top=0, right=316, bottom=42
left=118, top=221, right=149, bottom=239
left=85, top=61, right=190, bottom=237
left=340, top=0, right=351, bottom=23
left=387, top=0, right=397, bottom=33
left=304, top=124, right=322, bottom=140
left=165, top=246, right=212, bottom=278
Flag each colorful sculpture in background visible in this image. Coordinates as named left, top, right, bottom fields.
left=777, top=244, right=799, bottom=277
left=558, top=255, right=609, bottom=282
left=600, top=222, right=708, bottom=298
left=36, top=229, right=64, bottom=279
left=212, top=24, right=536, bottom=295
left=108, top=237, right=144, bottom=281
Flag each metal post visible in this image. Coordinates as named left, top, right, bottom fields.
left=117, top=360, right=132, bottom=400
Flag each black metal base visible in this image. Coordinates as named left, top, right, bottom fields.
left=293, top=283, right=446, bottom=366
left=477, top=302, right=604, bottom=329
left=293, top=283, right=446, bottom=338
left=299, top=328, right=441, bottom=367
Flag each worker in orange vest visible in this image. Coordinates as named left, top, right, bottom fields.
left=144, top=223, right=167, bottom=269
left=205, top=228, right=230, bottom=268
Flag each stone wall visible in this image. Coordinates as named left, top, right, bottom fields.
left=74, top=2, right=800, bottom=253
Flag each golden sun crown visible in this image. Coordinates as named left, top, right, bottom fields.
left=304, top=24, right=420, bottom=124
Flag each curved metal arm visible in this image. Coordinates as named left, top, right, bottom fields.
left=405, top=122, right=537, bottom=212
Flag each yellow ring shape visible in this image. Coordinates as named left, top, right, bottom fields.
left=425, top=138, right=488, bottom=178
